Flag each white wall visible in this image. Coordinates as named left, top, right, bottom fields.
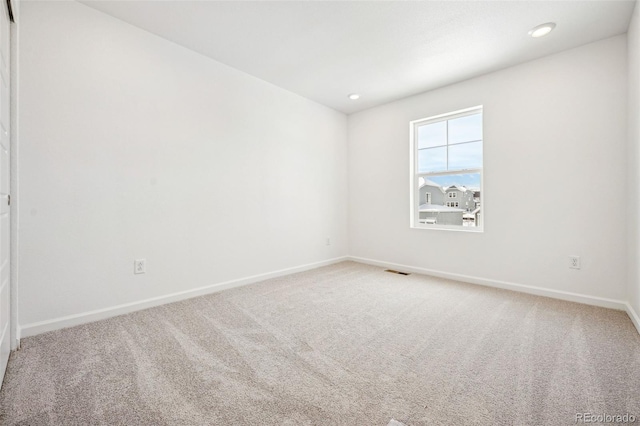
left=18, top=1, right=348, bottom=329
left=16, top=1, right=636, bottom=335
left=628, top=1, right=640, bottom=320
left=348, top=36, right=628, bottom=303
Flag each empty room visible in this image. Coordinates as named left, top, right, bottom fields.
left=0, top=0, right=638, bottom=424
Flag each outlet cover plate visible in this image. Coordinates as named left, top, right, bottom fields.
left=135, top=259, right=146, bottom=274
left=569, top=256, right=581, bottom=270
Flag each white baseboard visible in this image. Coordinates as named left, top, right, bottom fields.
left=348, top=256, right=629, bottom=312
left=19, top=255, right=640, bottom=339
left=20, top=256, right=348, bottom=338
left=626, top=303, right=640, bottom=335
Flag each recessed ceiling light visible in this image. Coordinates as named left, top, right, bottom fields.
left=348, top=93, right=360, bottom=100
left=528, top=22, right=556, bottom=38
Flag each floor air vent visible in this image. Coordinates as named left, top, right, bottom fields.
left=385, top=269, right=410, bottom=276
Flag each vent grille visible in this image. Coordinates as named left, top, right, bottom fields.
left=385, top=269, right=410, bottom=276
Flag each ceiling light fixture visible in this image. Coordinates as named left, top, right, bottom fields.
left=348, top=93, right=360, bottom=100
left=528, top=22, right=556, bottom=38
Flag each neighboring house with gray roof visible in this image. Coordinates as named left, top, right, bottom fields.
left=444, top=185, right=475, bottom=212
left=417, top=180, right=481, bottom=226
left=418, top=178, right=445, bottom=206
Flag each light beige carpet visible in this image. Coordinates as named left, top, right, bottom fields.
left=1, top=261, right=639, bottom=425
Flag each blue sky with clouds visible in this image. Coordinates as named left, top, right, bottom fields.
left=418, top=112, right=482, bottom=189
left=429, top=173, right=481, bottom=189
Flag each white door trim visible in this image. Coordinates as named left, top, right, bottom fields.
left=8, top=0, right=18, bottom=351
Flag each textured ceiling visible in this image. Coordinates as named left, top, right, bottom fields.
left=80, top=0, right=636, bottom=114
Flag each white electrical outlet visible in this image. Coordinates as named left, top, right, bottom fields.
left=134, top=259, right=146, bottom=274
left=569, top=255, right=581, bottom=270
left=326, top=237, right=331, bottom=246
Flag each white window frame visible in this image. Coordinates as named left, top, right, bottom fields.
left=448, top=192, right=457, bottom=198
left=424, top=192, right=431, bottom=204
left=409, top=106, right=484, bottom=232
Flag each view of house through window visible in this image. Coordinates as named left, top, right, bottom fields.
left=411, top=106, right=483, bottom=230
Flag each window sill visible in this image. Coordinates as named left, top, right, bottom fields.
left=410, top=224, right=484, bottom=233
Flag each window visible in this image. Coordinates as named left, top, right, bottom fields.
left=425, top=192, right=431, bottom=204
left=410, top=106, right=483, bottom=230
